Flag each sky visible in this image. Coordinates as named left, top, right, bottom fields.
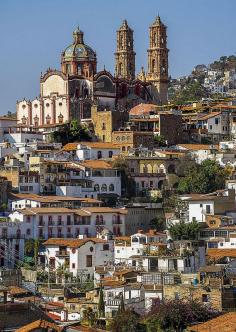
left=0, top=0, right=235, bottom=114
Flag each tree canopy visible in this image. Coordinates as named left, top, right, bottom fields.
left=177, top=159, right=229, bottom=194
left=169, top=221, right=199, bottom=240
left=50, top=120, right=92, bottom=145
left=144, top=298, right=217, bottom=332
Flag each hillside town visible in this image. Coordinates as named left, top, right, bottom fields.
left=1, top=13, right=236, bottom=332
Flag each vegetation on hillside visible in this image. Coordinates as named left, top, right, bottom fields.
left=177, top=159, right=229, bottom=194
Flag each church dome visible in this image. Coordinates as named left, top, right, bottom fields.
left=63, top=26, right=96, bottom=61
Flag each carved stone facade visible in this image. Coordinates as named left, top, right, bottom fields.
left=146, top=16, right=169, bottom=105
left=115, top=20, right=136, bottom=81
left=16, top=17, right=169, bottom=129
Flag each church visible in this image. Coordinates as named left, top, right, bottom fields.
left=16, top=16, right=169, bottom=129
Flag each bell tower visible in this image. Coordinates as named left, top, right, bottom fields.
left=115, top=20, right=135, bottom=81
left=146, top=16, right=169, bottom=104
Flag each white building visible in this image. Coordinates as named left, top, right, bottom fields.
left=178, top=189, right=235, bottom=223
left=43, top=230, right=114, bottom=279
left=62, top=142, right=120, bottom=161
left=103, top=283, right=145, bottom=317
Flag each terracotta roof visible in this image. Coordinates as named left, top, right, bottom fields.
left=16, top=207, right=78, bottom=215
left=15, top=319, right=62, bottom=332
left=81, top=207, right=127, bottom=214
left=177, top=144, right=219, bottom=151
left=188, top=312, right=236, bottom=332
left=8, top=286, right=31, bottom=296
left=80, top=160, right=113, bottom=169
left=9, top=193, right=101, bottom=203
left=113, top=269, right=137, bottom=276
left=197, top=112, right=221, bottom=121
left=129, top=103, right=158, bottom=116
left=70, top=325, right=107, bottom=332
left=43, top=237, right=106, bottom=248
left=62, top=142, right=80, bottom=151
left=207, top=249, right=236, bottom=258
left=79, top=142, right=120, bottom=149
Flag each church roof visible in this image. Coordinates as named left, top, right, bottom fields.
left=63, top=26, right=96, bottom=61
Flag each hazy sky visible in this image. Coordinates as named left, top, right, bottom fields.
left=0, top=0, right=235, bottom=114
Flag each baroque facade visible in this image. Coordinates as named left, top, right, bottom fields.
left=16, top=17, right=169, bottom=128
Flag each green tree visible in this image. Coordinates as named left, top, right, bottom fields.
left=117, top=293, right=125, bottom=314
left=154, top=135, right=167, bottom=147
left=98, top=287, right=105, bottom=318
left=110, top=309, right=143, bottom=332
left=169, top=221, right=199, bottom=240
left=50, top=120, right=92, bottom=145
left=149, top=217, right=166, bottom=231
left=144, top=298, right=217, bottom=332
left=177, top=159, right=228, bottom=194
left=83, top=307, right=96, bottom=327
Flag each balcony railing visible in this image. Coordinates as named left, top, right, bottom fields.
left=112, top=220, right=122, bottom=225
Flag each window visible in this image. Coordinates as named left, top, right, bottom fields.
left=94, top=184, right=100, bottom=192
left=86, top=255, right=92, bottom=267
left=206, top=205, right=211, bottom=214
left=174, top=292, right=180, bottom=300
left=108, top=151, right=113, bottom=158
left=72, top=263, right=75, bottom=269
left=26, top=229, right=31, bottom=236
left=97, top=151, right=102, bottom=159
left=102, top=123, right=106, bottom=130
left=103, top=244, right=109, bottom=251
left=67, top=215, right=71, bottom=225
left=215, top=118, right=219, bottom=125
left=101, top=184, right=107, bottom=192
left=202, top=294, right=209, bottom=303
left=209, top=125, right=212, bottom=130
left=131, top=168, right=134, bottom=173
left=109, top=184, right=114, bottom=192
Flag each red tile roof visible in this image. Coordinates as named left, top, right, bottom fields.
left=129, top=103, right=158, bottom=116
left=188, top=312, right=236, bottom=332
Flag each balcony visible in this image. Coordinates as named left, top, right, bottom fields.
left=95, top=221, right=105, bottom=226
left=106, top=297, right=141, bottom=307
left=112, top=220, right=122, bottom=225
left=56, top=250, right=69, bottom=257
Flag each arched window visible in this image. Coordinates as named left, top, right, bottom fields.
left=109, top=184, right=114, bottom=192
left=96, top=215, right=99, bottom=223
left=153, top=32, right=157, bottom=46
left=152, top=59, right=156, bottom=72
left=97, top=151, right=102, bottom=159
left=122, top=146, right=126, bottom=152
left=16, top=229, right=21, bottom=238
left=147, top=164, right=153, bottom=174
left=94, top=184, right=100, bottom=192
left=108, top=151, right=113, bottom=158
left=101, top=184, right=107, bottom=192
left=119, top=63, right=123, bottom=75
